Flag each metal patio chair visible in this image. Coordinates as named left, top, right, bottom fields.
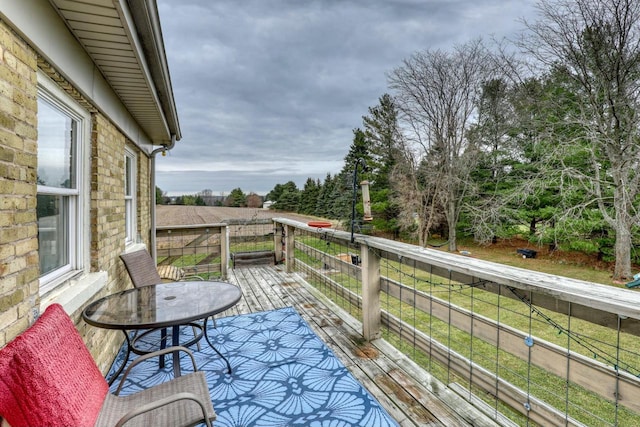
left=0, top=303, right=215, bottom=427
left=120, top=248, right=204, bottom=287
left=120, top=247, right=166, bottom=287
left=119, top=249, right=207, bottom=354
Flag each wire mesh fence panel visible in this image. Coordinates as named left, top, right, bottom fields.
left=227, top=219, right=276, bottom=268
left=274, top=217, right=640, bottom=427
left=156, top=225, right=225, bottom=279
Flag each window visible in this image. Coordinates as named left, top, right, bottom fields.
left=37, top=73, right=89, bottom=293
left=124, top=147, right=137, bottom=245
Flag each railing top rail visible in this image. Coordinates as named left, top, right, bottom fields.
left=273, top=217, right=640, bottom=321
left=274, top=217, right=350, bottom=236
left=225, top=218, right=274, bottom=225
left=156, top=223, right=227, bottom=230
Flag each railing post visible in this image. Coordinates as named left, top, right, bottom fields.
left=220, top=224, right=229, bottom=279
left=361, top=243, right=381, bottom=340
left=274, top=221, right=284, bottom=263
left=285, top=224, right=295, bottom=273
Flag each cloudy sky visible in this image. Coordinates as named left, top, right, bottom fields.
left=155, top=0, right=537, bottom=197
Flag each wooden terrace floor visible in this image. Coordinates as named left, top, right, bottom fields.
left=224, top=266, right=503, bottom=427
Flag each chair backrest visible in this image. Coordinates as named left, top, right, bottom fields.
left=120, top=248, right=163, bottom=288
left=0, top=304, right=109, bottom=427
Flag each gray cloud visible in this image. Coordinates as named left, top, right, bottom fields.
left=155, top=0, right=536, bottom=195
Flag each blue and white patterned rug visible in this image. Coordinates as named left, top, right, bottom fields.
left=108, top=307, right=399, bottom=427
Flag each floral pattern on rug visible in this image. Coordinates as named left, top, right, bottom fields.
left=108, top=307, right=399, bottom=427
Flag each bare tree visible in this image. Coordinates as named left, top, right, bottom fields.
left=390, top=138, right=446, bottom=246
left=246, top=192, right=263, bottom=208
left=521, top=0, right=640, bottom=280
left=388, top=39, right=494, bottom=251
left=198, top=189, right=215, bottom=206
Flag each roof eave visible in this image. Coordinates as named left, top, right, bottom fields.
left=121, top=0, right=181, bottom=142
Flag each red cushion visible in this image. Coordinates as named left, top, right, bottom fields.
left=0, top=304, right=109, bottom=427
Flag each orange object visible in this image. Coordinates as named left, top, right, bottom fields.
left=307, top=221, right=332, bottom=228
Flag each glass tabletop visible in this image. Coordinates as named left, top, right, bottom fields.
left=82, top=281, right=242, bottom=330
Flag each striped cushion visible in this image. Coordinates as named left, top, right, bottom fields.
left=157, top=264, right=185, bottom=281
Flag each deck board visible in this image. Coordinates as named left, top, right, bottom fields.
left=226, top=266, right=501, bottom=427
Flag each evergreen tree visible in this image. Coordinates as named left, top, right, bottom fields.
left=362, top=94, right=403, bottom=235
left=464, top=78, right=523, bottom=242
left=337, top=129, right=373, bottom=229
left=299, top=178, right=321, bottom=215
left=329, top=172, right=352, bottom=224
left=341, top=128, right=372, bottom=174
left=265, top=184, right=285, bottom=203
left=155, top=186, right=166, bottom=205
left=315, top=174, right=335, bottom=218
left=363, top=94, right=401, bottom=190
left=267, top=181, right=299, bottom=211
left=225, top=188, right=247, bottom=207
left=277, top=189, right=301, bottom=212
left=522, top=0, right=640, bottom=279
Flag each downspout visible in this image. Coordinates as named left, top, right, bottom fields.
left=150, top=134, right=176, bottom=262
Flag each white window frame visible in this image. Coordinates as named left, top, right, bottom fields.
left=124, top=147, right=137, bottom=245
left=37, top=71, right=90, bottom=296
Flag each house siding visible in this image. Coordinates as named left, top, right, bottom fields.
left=0, top=20, right=153, bottom=373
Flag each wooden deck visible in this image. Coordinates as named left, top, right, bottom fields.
left=224, top=266, right=503, bottom=427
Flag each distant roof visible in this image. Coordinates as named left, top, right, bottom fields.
left=156, top=205, right=318, bottom=227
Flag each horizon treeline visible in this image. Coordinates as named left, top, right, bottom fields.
left=155, top=187, right=264, bottom=208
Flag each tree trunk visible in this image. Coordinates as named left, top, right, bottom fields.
left=447, top=199, right=457, bottom=252
left=613, top=223, right=633, bottom=281
left=418, top=220, right=427, bottom=247
left=612, top=171, right=634, bottom=281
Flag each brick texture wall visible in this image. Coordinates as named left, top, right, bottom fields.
left=91, top=114, right=126, bottom=272
left=0, top=20, right=39, bottom=348
left=0, top=21, right=153, bottom=373
left=83, top=113, right=130, bottom=370
left=138, top=148, right=151, bottom=245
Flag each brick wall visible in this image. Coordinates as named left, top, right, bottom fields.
left=83, top=113, right=129, bottom=370
left=0, top=20, right=39, bottom=348
left=91, top=114, right=126, bottom=273
left=138, top=150, right=151, bottom=245
left=0, top=21, right=153, bottom=373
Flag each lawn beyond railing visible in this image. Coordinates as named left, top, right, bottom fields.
left=155, top=219, right=276, bottom=278
left=274, top=218, right=640, bottom=427
left=156, top=223, right=229, bottom=279
left=156, top=218, right=640, bottom=426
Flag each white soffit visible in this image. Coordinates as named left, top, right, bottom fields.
left=49, top=0, right=175, bottom=143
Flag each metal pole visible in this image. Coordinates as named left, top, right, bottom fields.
left=351, top=158, right=366, bottom=243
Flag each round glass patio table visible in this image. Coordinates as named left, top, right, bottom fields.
left=83, top=281, right=242, bottom=382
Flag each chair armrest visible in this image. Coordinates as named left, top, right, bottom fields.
left=114, top=391, right=213, bottom=427
left=114, top=346, right=198, bottom=395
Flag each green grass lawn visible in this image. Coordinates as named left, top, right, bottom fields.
left=444, top=237, right=619, bottom=286
left=295, top=232, right=640, bottom=427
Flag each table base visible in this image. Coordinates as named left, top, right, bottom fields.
left=106, top=319, right=232, bottom=385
